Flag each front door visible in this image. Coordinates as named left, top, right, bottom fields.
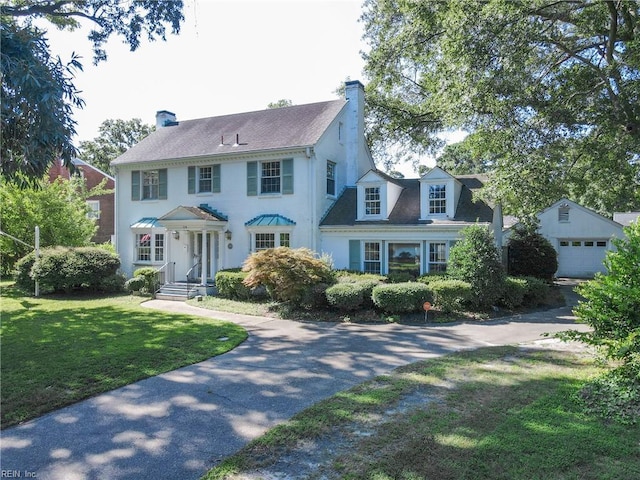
left=194, top=232, right=219, bottom=282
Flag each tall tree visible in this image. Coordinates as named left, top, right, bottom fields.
left=1, top=1, right=184, bottom=186
left=0, top=176, right=103, bottom=275
left=78, top=118, right=154, bottom=174
left=362, top=0, right=640, bottom=218
left=435, top=136, right=493, bottom=175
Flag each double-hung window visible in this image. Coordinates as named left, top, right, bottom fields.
left=429, top=184, right=446, bottom=214
left=428, top=242, right=447, bottom=272
left=131, top=169, right=167, bottom=200
left=364, top=242, right=381, bottom=274
left=188, top=165, right=221, bottom=194
left=135, top=232, right=165, bottom=263
left=247, top=159, right=294, bottom=196
left=326, top=161, right=336, bottom=196
left=253, top=232, right=291, bottom=251
left=365, top=187, right=381, bottom=215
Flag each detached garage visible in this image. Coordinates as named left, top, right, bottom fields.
left=537, top=199, right=625, bottom=278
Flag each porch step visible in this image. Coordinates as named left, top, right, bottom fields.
left=156, top=282, right=199, bottom=301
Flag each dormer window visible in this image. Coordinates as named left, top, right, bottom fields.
left=429, top=184, right=446, bottom=214
left=365, top=187, right=381, bottom=215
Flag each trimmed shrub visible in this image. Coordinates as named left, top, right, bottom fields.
left=98, top=273, right=126, bottom=293
left=508, top=225, right=558, bottom=281
left=371, top=282, right=432, bottom=314
left=521, top=276, right=549, bottom=306
left=448, top=225, right=506, bottom=309
left=325, top=281, right=377, bottom=311
left=243, top=247, right=335, bottom=305
left=124, top=276, right=147, bottom=293
left=499, top=277, right=528, bottom=309
left=13, top=251, right=36, bottom=292
left=133, top=267, right=159, bottom=293
left=215, top=270, right=252, bottom=300
left=15, top=246, right=120, bottom=294
left=428, top=279, right=472, bottom=313
left=417, top=272, right=449, bottom=286
left=335, top=271, right=387, bottom=284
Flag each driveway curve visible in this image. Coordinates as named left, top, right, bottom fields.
left=1, top=299, right=589, bottom=480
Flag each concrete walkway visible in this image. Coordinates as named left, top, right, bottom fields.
left=1, top=298, right=589, bottom=480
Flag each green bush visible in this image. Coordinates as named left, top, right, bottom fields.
left=335, top=271, right=387, bottom=284
left=215, top=270, right=253, bottom=300
left=428, top=279, right=472, bottom=313
left=499, top=277, right=528, bottom=309
left=124, top=276, right=147, bottom=293
left=521, top=276, right=549, bottom=306
left=448, top=225, right=506, bottom=309
left=371, top=282, right=432, bottom=314
left=243, top=247, right=335, bottom=305
left=98, top=273, right=126, bottom=293
left=507, top=225, right=558, bottom=281
left=15, top=246, right=121, bottom=294
left=133, top=267, right=159, bottom=293
left=326, top=281, right=379, bottom=311
left=417, top=272, right=449, bottom=286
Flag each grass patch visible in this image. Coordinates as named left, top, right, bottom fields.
left=1, top=282, right=247, bottom=428
left=203, top=346, right=640, bottom=480
left=187, top=295, right=278, bottom=317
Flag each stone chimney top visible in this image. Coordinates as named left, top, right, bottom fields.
left=156, top=110, right=177, bottom=128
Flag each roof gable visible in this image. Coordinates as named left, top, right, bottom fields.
left=538, top=198, right=622, bottom=228
left=112, top=100, right=346, bottom=165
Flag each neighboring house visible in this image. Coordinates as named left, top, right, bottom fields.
left=111, top=80, right=499, bottom=284
left=505, top=198, right=626, bottom=278
left=320, top=167, right=501, bottom=277
left=48, top=158, right=115, bottom=244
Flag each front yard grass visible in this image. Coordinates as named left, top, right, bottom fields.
left=0, top=282, right=247, bottom=429
left=204, top=346, right=640, bottom=480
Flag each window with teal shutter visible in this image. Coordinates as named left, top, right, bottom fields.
left=349, top=240, right=361, bottom=271
left=131, top=171, right=141, bottom=201
left=158, top=169, right=168, bottom=199
left=188, top=166, right=196, bottom=194
left=212, top=164, right=221, bottom=192
left=282, top=158, right=293, bottom=194
left=247, top=161, right=257, bottom=196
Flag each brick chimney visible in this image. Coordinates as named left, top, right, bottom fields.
left=155, top=110, right=177, bottom=128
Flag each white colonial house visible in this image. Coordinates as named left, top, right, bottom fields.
left=112, top=81, right=500, bottom=294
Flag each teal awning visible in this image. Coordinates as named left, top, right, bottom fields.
left=130, top=217, right=160, bottom=229
left=245, top=214, right=296, bottom=227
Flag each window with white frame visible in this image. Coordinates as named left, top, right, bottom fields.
left=261, top=161, right=281, bottom=194
left=429, top=184, right=446, bottom=215
left=86, top=200, right=100, bottom=219
left=364, top=242, right=381, bottom=274
left=142, top=170, right=159, bottom=200
left=365, top=187, right=381, bottom=215
left=199, top=166, right=213, bottom=192
left=428, top=242, right=447, bottom=272
left=135, top=232, right=165, bottom=262
left=253, top=231, right=291, bottom=251
left=327, top=161, right=336, bottom=196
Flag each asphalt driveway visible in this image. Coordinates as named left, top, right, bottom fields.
left=1, top=298, right=589, bottom=480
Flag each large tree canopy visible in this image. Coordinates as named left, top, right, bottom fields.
left=78, top=118, right=154, bottom=174
left=362, top=0, right=640, bottom=218
left=1, top=1, right=184, bottom=186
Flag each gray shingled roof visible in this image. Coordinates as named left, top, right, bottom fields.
left=320, top=176, right=493, bottom=226
left=112, top=100, right=347, bottom=165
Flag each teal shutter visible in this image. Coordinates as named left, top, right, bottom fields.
left=380, top=241, right=387, bottom=275
left=247, top=161, right=257, bottom=196
left=282, top=158, right=293, bottom=194
left=131, top=170, right=140, bottom=201
left=349, top=240, right=361, bottom=271
left=212, top=164, right=221, bottom=193
left=158, top=169, right=168, bottom=199
left=188, top=166, right=196, bottom=194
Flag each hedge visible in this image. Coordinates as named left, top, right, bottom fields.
left=428, top=279, right=472, bottom=313
left=499, top=277, right=529, bottom=309
left=215, top=270, right=253, bottom=300
left=14, top=246, right=121, bottom=294
left=371, top=282, right=433, bottom=313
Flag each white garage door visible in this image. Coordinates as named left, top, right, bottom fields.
left=557, top=239, right=608, bottom=278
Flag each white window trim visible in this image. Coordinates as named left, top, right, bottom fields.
left=248, top=227, right=294, bottom=252
left=132, top=229, right=166, bottom=264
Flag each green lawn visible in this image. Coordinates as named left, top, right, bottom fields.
left=0, top=283, right=247, bottom=428
left=205, top=346, right=640, bottom=480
